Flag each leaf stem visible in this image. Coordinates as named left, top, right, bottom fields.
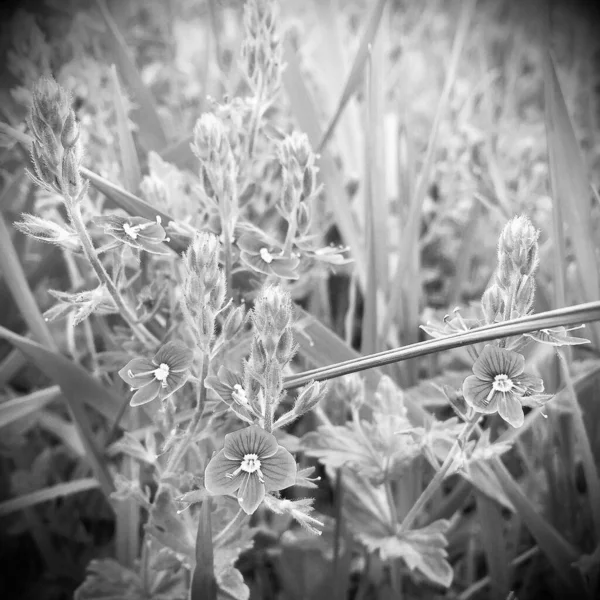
left=66, top=197, right=157, bottom=347
left=165, top=352, right=209, bottom=473
left=398, top=414, right=480, bottom=533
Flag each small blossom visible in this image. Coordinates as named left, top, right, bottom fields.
left=119, top=341, right=194, bottom=407
left=205, top=365, right=260, bottom=424
left=98, top=214, right=169, bottom=255
left=204, top=425, right=297, bottom=514
left=44, top=286, right=118, bottom=325
left=462, top=345, right=545, bottom=428
left=238, top=232, right=299, bottom=279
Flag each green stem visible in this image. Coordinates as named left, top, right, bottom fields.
left=398, top=414, right=480, bottom=533
left=213, top=508, right=246, bottom=546
left=246, top=74, right=265, bottom=160
left=66, top=200, right=157, bottom=348
left=165, top=352, right=209, bottom=473
left=283, top=214, right=298, bottom=256
left=222, top=224, right=233, bottom=299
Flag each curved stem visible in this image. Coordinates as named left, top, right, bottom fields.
left=213, top=507, right=246, bottom=546
left=66, top=200, right=157, bottom=347
left=165, top=352, right=209, bottom=473
left=398, top=414, right=480, bottom=533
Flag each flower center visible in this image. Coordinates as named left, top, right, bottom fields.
left=260, top=247, right=274, bottom=263
left=492, top=374, right=513, bottom=393
left=123, top=223, right=140, bottom=240
left=153, top=363, right=170, bottom=385
left=232, top=384, right=248, bottom=405
left=241, top=453, right=261, bottom=473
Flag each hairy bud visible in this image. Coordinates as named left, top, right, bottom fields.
left=481, top=283, right=505, bottom=324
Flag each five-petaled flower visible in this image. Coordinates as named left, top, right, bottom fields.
left=119, top=341, right=193, bottom=406
left=204, top=425, right=297, bottom=514
left=99, top=214, right=169, bottom=255
left=462, top=344, right=545, bottom=428
left=238, top=232, right=299, bottom=280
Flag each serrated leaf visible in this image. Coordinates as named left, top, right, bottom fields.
left=360, top=519, right=454, bottom=588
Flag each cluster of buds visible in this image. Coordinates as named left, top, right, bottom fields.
left=244, top=285, right=296, bottom=431
left=28, top=77, right=85, bottom=200
left=240, top=0, right=283, bottom=98
left=191, top=114, right=238, bottom=235
left=482, top=216, right=540, bottom=323
left=180, top=232, right=226, bottom=351
left=277, top=132, right=320, bottom=237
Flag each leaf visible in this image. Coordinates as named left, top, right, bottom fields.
left=491, top=457, right=585, bottom=592
left=545, top=51, right=600, bottom=345
left=0, top=386, right=60, bottom=429
left=524, top=326, right=590, bottom=346
left=0, top=478, right=99, bottom=516
left=317, top=0, right=389, bottom=153
left=191, top=499, right=217, bottom=600
left=110, top=64, right=142, bottom=192
left=476, top=492, right=511, bottom=600
left=95, top=0, right=167, bottom=152
left=360, top=519, right=454, bottom=588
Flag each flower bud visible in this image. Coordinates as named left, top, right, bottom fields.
left=222, top=305, right=247, bottom=340
left=61, top=147, right=83, bottom=197
left=60, top=110, right=79, bottom=149
left=481, top=283, right=505, bottom=324
left=514, top=275, right=536, bottom=316
left=497, top=216, right=540, bottom=280
left=296, top=202, right=311, bottom=235
left=294, top=380, right=328, bottom=416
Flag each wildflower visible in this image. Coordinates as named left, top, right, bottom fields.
left=205, top=366, right=261, bottom=424
left=204, top=425, right=296, bottom=514
left=98, top=214, right=169, bottom=255
left=238, top=232, right=299, bottom=279
left=119, top=341, right=194, bottom=407
left=462, top=344, right=545, bottom=428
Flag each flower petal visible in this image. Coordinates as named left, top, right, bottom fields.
left=130, top=381, right=160, bottom=406
left=237, top=233, right=270, bottom=254
left=497, top=393, right=525, bottom=428
left=154, top=341, right=193, bottom=372
left=158, top=372, right=189, bottom=400
left=223, top=426, right=279, bottom=461
left=514, top=372, right=544, bottom=394
left=118, top=357, right=156, bottom=388
left=262, top=447, right=297, bottom=492
left=474, top=345, right=524, bottom=380
left=204, top=450, right=244, bottom=495
left=463, top=375, right=497, bottom=414
left=239, top=251, right=273, bottom=276
left=237, top=472, right=265, bottom=514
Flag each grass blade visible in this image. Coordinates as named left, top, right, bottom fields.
left=0, top=325, right=117, bottom=498
left=491, top=457, right=584, bottom=592
left=191, top=499, right=217, bottom=600
left=109, top=64, right=142, bottom=192
left=0, top=478, right=100, bottom=517
left=544, top=51, right=600, bottom=345
left=0, top=386, right=60, bottom=429
left=95, top=0, right=167, bottom=152
left=476, top=492, right=511, bottom=600
left=383, top=0, right=476, bottom=337
left=0, top=213, right=56, bottom=349
left=557, top=350, right=600, bottom=542
left=317, top=0, right=389, bottom=153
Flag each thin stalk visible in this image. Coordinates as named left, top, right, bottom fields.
left=66, top=198, right=158, bottom=347
left=222, top=224, right=233, bottom=299
left=165, top=353, right=209, bottom=473
left=283, top=214, right=298, bottom=255
left=398, top=415, right=480, bottom=532
left=246, top=73, right=265, bottom=160
left=213, top=507, right=247, bottom=546
left=284, top=301, right=600, bottom=389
